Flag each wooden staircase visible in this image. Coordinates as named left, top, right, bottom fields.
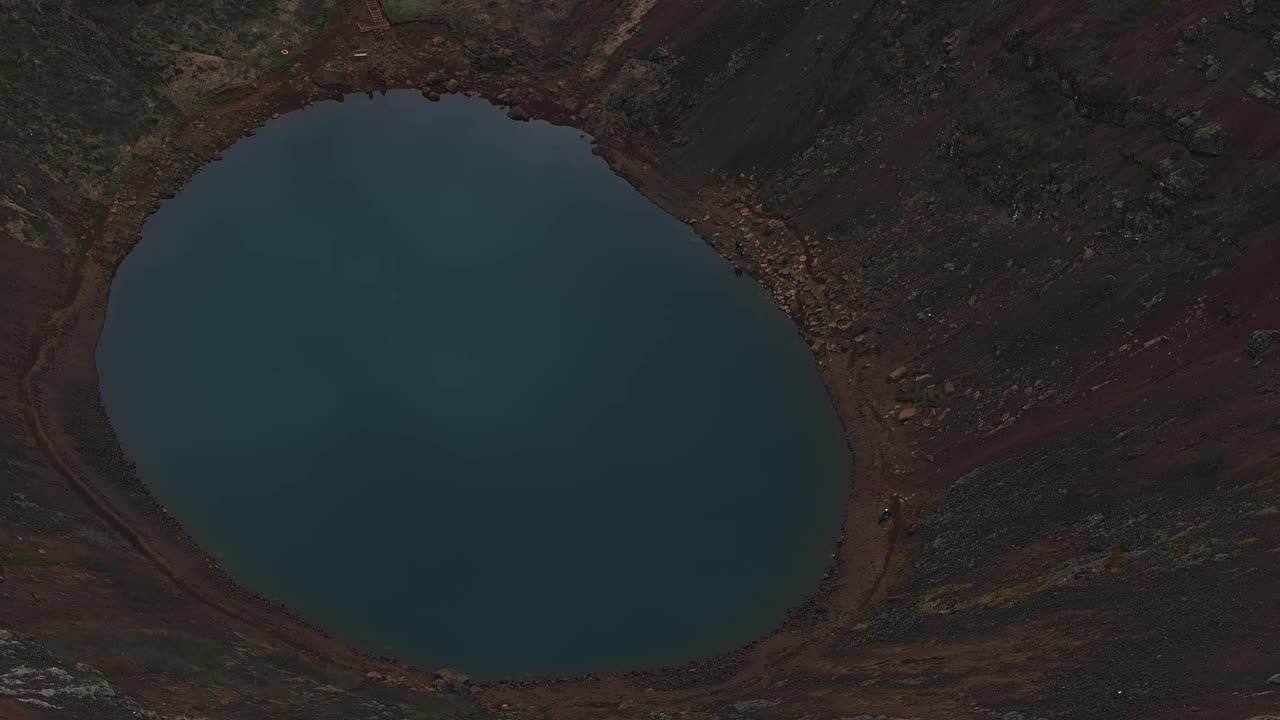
left=359, top=0, right=391, bottom=31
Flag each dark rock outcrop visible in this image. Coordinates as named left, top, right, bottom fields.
left=1245, top=330, right=1280, bottom=359
left=312, top=68, right=349, bottom=90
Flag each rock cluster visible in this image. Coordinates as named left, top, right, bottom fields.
left=1245, top=330, right=1280, bottom=359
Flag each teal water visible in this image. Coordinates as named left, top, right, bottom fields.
left=97, top=92, right=850, bottom=680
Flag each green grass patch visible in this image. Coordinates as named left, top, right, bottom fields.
left=314, top=6, right=332, bottom=33
left=1, top=553, right=62, bottom=568
left=45, top=630, right=226, bottom=679
left=111, top=153, right=144, bottom=185
left=268, top=50, right=296, bottom=70
left=264, top=5, right=331, bottom=71
left=383, top=0, right=449, bottom=23
left=78, top=556, right=175, bottom=606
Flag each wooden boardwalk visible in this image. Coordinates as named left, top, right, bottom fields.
left=359, top=0, right=391, bottom=31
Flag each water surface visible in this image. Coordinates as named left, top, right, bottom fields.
left=98, top=92, right=850, bottom=679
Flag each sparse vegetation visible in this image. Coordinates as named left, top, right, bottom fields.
left=78, top=556, right=175, bottom=606
left=45, top=630, right=227, bottom=679
left=268, top=50, right=295, bottom=70
left=268, top=5, right=332, bottom=68
left=1196, top=443, right=1227, bottom=476
left=262, top=651, right=365, bottom=689
left=314, top=6, right=332, bottom=32
left=0, top=0, right=336, bottom=250
left=383, top=0, right=449, bottom=23
left=1, top=553, right=62, bottom=567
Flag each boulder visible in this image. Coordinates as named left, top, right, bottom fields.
left=895, top=383, right=924, bottom=404
left=897, top=407, right=918, bottom=423
left=432, top=668, right=471, bottom=693
left=1167, top=116, right=1230, bottom=156
left=887, top=365, right=908, bottom=383
left=648, top=46, right=673, bottom=62
left=1203, top=56, right=1222, bottom=82
left=506, top=105, right=530, bottom=121
left=311, top=68, right=348, bottom=90
left=925, top=385, right=947, bottom=408
left=1247, top=81, right=1279, bottom=105
left=1245, top=330, right=1280, bottom=359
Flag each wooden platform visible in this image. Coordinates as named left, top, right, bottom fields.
left=358, top=0, right=391, bottom=31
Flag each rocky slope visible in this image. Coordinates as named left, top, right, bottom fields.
left=2, top=0, right=1279, bottom=719
left=1, top=0, right=331, bottom=251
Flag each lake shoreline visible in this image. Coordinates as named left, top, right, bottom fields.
left=10, top=0, right=1280, bottom=717
left=96, top=90, right=853, bottom=679
left=19, top=0, right=916, bottom=708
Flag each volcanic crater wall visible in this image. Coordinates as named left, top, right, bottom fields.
left=2, top=0, right=1279, bottom=719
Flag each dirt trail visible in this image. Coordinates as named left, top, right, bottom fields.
left=18, top=259, right=358, bottom=668
left=11, top=3, right=439, bottom=685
